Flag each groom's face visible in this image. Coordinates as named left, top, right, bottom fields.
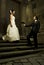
left=33, top=16, right=36, bottom=20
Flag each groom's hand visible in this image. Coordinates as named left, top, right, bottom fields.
left=23, top=24, right=26, bottom=26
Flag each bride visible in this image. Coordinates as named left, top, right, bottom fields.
left=2, top=10, right=20, bottom=42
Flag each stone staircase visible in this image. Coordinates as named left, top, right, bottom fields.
left=0, top=39, right=44, bottom=63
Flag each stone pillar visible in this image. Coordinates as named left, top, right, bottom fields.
left=20, top=4, right=26, bottom=38
left=20, top=3, right=33, bottom=38
left=1, top=0, right=6, bottom=18
left=1, top=0, right=6, bottom=34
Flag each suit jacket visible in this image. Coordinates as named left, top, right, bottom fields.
left=25, top=20, right=40, bottom=33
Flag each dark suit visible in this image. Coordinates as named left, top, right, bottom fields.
left=26, top=20, right=40, bottom=48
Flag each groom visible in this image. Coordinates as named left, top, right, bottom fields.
left=24, top=16, right=40, bottom=49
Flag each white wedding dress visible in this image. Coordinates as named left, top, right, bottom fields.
left=2, top=15, right=20, bottom=42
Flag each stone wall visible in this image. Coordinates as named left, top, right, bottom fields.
left=33, top=0, right=44, bottom=43
left=20, top=0, right=44, bottom=43
left=20, top=2, right=33, bottom=37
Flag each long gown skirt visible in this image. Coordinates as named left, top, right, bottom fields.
left=2, top=24, right=20, bottom=42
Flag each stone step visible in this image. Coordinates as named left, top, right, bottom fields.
left=0, top=42, right=44, bottom=63
left=0, top=48, right=44, bottom=59
left=0, top=42, right=44, bottom=61
left=0, top=39, right=27, bottom=43
left=0, top=48, right=44, bottom=63
left=0, top=42, right=44, bottom=47
left=0, top=45, right=44, bottom=52
left=0, top=46, right=34, bottom=52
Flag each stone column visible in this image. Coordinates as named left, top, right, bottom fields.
left=20, top=3, right=33, bottom=38
left=1, top=0, right=6, bottom=18
left=20, top=4, right=26, bottom=38
left=1, top=0, right=6, bottom=34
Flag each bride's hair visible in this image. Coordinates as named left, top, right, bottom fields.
left=10, top=9, right=14, bottom=13
left=11, top=9, right=15, bottom=12
left=11, top=9, right=15, bottom=13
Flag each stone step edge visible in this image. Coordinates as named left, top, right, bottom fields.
left=0, top=48, right=44, bottom=63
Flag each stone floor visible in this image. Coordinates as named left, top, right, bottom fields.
left=0, top=50, right=44, bottom=65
